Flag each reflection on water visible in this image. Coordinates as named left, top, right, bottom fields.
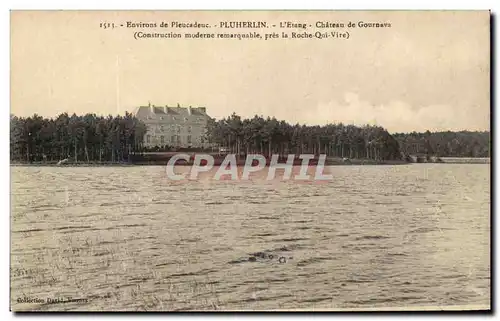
left=11, top=164, right=490, bottom=311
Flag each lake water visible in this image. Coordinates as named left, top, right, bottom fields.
left=10, top=164, right=490, bottom=311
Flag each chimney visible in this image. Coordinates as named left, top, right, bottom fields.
left=164, top=105, right=168, bottom=114
left=188, top=105, right=192, bottom=115
left=149, top=101, right=154, bottom=113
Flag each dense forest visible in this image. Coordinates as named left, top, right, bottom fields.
left=10, top=112, right=490, bottom=163
left=10, top=113, right=147, bottom=163
left=393, top=131, right=490, bottom=158
left=205, top=113, right=402, bottom=160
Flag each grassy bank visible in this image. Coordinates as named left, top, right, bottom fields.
left=10, top=157, right=490, bottom=167
left=10, top=161, right=135, bottom=167
left=438, top=157, right=490, bottom=164
left=10, top=158, right=408, bottom=167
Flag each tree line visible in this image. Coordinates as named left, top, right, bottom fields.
left=10, top=113, right=147, bottom=163
left=10, top=111, right=490, bottom=163
left=393, top=130, right=490, bottom=158
left=204, top=113, right=402, bottom=160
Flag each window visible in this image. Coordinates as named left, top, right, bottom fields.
left=187, top=126, right=192, bottom=133
left=160, top=125, right=164, bottom=132
left=171, top=136, right=175, bottom=144
left=177, top=136, right=181, bottom=144
left=160, top=136, right=164, bottom=144
left=187, top=135, right=192, bottom=144
left=146, top=135, right=151, bottom=143
left=160, top=117, right=164, bottom=120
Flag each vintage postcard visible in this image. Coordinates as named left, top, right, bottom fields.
left=10, top=10, right=490, bottom=311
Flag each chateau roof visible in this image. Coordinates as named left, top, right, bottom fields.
left=134, top=105, right=209, bottom=119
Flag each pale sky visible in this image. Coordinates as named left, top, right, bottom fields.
left=11, top=10, right=490, bottom=133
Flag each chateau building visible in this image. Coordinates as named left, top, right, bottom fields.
left=134, top=103, right=211, bottom=148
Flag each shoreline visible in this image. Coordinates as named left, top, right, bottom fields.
left=10, top=158, right=490, bottom=167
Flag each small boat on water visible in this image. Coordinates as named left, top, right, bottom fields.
left=56, top=158, right=69, bottom=166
